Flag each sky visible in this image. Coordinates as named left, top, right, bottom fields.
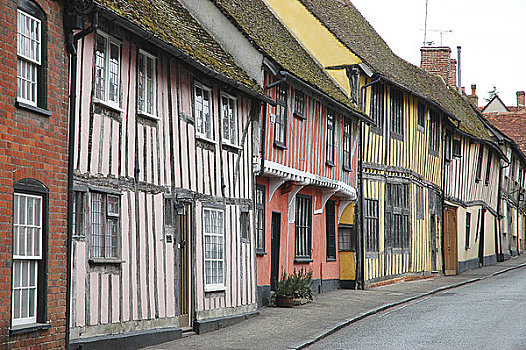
left=350, top=0, right=526, bottom=107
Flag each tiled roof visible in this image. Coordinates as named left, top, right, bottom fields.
left=485, top=112, right=526, bottom=155
left=96, top=0, right=262, bottom=95
left=212, top=0, right=366, bottom=116
left=297, top=0, right=495, bottom=142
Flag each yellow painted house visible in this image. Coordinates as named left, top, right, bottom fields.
left=264, top=0, right=504, bottom=285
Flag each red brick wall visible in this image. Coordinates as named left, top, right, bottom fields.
left=0, top=0, right=69, bottom=348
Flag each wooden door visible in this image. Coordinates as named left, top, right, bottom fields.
left=178, top=204, right=191, bottom=329
left=430, top=214, right=437, bottom=271
left=444, top=207, right=458, bottom=275
left=271, top=212, right=281, bottom=291
left=478, top=209, right=485, bottom=266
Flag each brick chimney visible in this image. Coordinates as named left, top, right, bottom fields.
left=517, top=91, right=525, bottom=109
left=420, top=46, right=457, bottom=89
left=468, top=84, right=479, bottom=107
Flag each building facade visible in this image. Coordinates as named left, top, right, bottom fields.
left=67, top=0, right=266, bottom=347
left=0, top=0, right=69, bottom=347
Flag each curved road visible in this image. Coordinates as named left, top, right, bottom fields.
left=309, top=267, right=526, bottom=350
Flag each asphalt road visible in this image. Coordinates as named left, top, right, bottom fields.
left=309, top=267, right=526, bottom=350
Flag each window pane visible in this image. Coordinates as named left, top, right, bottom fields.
left=13, top=289, right=21, bottom=319
left=109, top=43, right=119, bottom=103
left=95, top=35, right=107, bottom=100
left=137, top=53, right=145, bottom=112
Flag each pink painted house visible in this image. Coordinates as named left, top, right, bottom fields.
left=68, top=0, right=267, bottom=348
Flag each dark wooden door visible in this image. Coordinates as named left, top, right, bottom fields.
left=326, top=201, right=336, bottom=260
left=271, top=212, right=281, bottom=291
left=444, top=207, right=458, bottom=275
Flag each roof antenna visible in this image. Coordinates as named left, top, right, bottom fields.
left=423, top=0, right=429, bottom=46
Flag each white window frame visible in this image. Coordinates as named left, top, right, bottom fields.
left=137, top=50, right=157, bottom=118
left=90, top=192, right=120, bottom=260
left=12, top=193, right=42, bottom=326
left=94, top=31, right=121, bottom=109
left=221, top=92, right=238, bottom=146
left=203, top=208, right=225, bottom=291
left=194, top=83, right=213, bottom=140
left=17, top=9, right=41, bottom=106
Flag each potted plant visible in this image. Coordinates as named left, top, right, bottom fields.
left=272, top=269, right=314, bottom=307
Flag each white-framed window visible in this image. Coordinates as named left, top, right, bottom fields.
left=195, top=83, right=213, bottom=140
left=137, top=50, right=156, bottom=117
left=326, top=109, right=335, bottom=165
left=221, top=93, right=237, bottom=145
left=90, top=193, right=120, bottom=259
left=12, top=192, right=42, bottom=326
left=203, top=208, right=224, bottom=290
left=17, top=9, right=41, bottom=106
left=95, top=31, right=121, bottom=108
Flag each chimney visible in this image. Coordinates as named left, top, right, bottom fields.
left=517, top=91, right=525, bottom=108
left=420, top=46, right=457, bottom=89
left=468, top=84, right=479, bottom=107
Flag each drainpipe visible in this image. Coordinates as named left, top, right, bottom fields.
left=355, top=77, right=380, bottom=289
left=64, top=5, right=98, bottom=349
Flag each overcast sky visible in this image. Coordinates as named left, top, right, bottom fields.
left=350, top=0, right=526, bottom=107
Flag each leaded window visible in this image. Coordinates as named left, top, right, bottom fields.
left=390, top=87, right=404, bottom=137
left=370, top=83, right=384, bottom=130
left=417, top=101, right=426, bottom=130
left=255, top=185, right=265, bottom=252
left=221, top=93, right=238, bottom=145
left=203, top=208, right=224, bottom=289
left=90, top=193, right=119, bottom=259
left=343, top=118, right=352, bottom=171
left=195, top=83, right=213, bottom=139
left=429, top=109, right=440, bottom=155
left=274, top=84, right=287, bottom=146
left=416, top=185, right=424, bottom=220
left=137, top=50, right=156, bottom=117
left=326, top=109, right=335, bottom=165
left=385, top=183, right=410, bottom=250
left=485, top=149, right=492, bottom=186
left=364, top=199, right=379, bottom=252
left=294, top=89, right=305, bottom=118
left=475, top=144, right=484, bottom=182
left=295, top=195, right=312, bottom=259
left=95, top=32, right=120, bottom=108
left=453, top=138, right=461, bottom=158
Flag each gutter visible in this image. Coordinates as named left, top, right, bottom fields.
left=96, top=7, right=273, bottom=106
left=64, top=5, right=99, bottom=349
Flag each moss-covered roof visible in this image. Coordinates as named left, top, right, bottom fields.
left=95, top=0, right=262, bottom=95
left=298, top=0, right=495, bottom=142
left=212, top=0, right=365, bottom=117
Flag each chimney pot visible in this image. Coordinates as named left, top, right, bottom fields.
left=471, top=84, right=476, bottom=95
left=517, top=91, right=525, bottom=108
left=461, top=87, right=465, bottom=93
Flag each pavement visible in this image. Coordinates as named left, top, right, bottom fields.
left=143, top=255, right=526, bottom=350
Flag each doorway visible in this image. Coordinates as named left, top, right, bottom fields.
left=178, top=204, right=191, bottom=329
left=271, top=212, right=281, bottom=291
left=444, top=207, right=458, bottom=275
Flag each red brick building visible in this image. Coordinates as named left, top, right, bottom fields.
left=0, top=0, right=69, bottom=347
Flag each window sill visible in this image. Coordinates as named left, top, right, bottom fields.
left=293, top=112, right=306, bottom=120
left=89, top=258, right=124, bottom=265
left=294, top=257, right=313, bottom=264
left=222, top=142, right=243, bottom=151
left=137, top=110, right=159, bottom=121
left=326, top=257, right=336, bottom=262
left=256, top=251, right=267, bottom=256
left=94, top=99, right=123, bottom=113
left=326, top=161, right=335, bottom=168
left=273, top=141, right=287, bottom=150
left=390, top=132, right=404, bottom=141
left=343, top=165, right=352, bottom=172
left=16, top=101, right=52, bottom=117
left=204, top=286, right=226, bottom=293
left=196, top=135, right=216, bottom=145
left=10, top=322, right=51, bottom=335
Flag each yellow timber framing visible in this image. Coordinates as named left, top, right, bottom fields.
left=264, top=0, right=444, bottom=283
